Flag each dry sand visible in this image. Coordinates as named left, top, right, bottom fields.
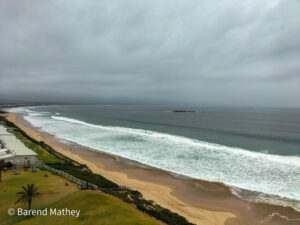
left=4, top=112, right=300, bottom=225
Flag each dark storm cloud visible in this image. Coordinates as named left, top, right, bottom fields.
left=0, top=0, right=299, bottom=106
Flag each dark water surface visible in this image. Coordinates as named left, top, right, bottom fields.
left=37, top=105, right=300, bottom=156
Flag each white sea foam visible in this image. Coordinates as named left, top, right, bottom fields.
left=5, top=107, right=28, bottom=113
left=14, top=108, right=300, bottom=211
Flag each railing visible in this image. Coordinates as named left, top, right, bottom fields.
left=38, top=161, right=99, bottom=190
left=37, top=161, right=134, bottom=192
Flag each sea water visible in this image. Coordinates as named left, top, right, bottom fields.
left=7, top=105, right=300, bottom=211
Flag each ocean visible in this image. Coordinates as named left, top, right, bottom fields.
left=7, top=105, right=300, bottom=211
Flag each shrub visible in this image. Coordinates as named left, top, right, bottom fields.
left=5, top=161, right=13, bottom=168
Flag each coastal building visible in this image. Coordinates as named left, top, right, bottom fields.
left=0, top=125, right=37, bottom=167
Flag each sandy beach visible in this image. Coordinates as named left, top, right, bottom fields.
left=4, top=112, right=300, bottom=225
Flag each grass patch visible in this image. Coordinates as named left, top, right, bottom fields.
left=14, top=191, right=163, bottom=225
left=0, top=169, right=78, bottom=225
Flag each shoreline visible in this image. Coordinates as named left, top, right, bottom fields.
left=4, top=112, right=300, bottom=225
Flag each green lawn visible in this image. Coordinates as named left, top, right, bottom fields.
left=0, top=168, right=77, bottom=225
left=15, top=191, right=162, bottom=225
left=0, top=170, right=162, bottom=225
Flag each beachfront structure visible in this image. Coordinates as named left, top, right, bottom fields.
left=0, top=125, right=37, bottom=167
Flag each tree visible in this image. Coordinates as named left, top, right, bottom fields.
left=15, top=184, right=42, bottom=210
left=0, top=160, right=5, bottom=182
left=5, top=161, right=13, bottom=169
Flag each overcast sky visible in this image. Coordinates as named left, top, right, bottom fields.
left=0, top=0, right=299, bottom=107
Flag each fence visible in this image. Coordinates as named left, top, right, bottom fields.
left=37, top=161, right=134, bottom=192
left=38, top=161, right=99, bottom=190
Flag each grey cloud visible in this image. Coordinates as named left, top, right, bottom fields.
left=0, top=0, right=299, bottom=107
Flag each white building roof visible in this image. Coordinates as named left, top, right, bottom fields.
left=0, top=126, right=8, bottom=135
left=0, top=125, right=37, bottom=159
left=0, top=153, right=15, bottom=159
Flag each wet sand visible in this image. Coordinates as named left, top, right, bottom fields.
left=4, top=112, right=300, bottom=225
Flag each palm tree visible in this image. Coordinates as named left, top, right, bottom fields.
left=15, top=184, right=42, bottom=210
